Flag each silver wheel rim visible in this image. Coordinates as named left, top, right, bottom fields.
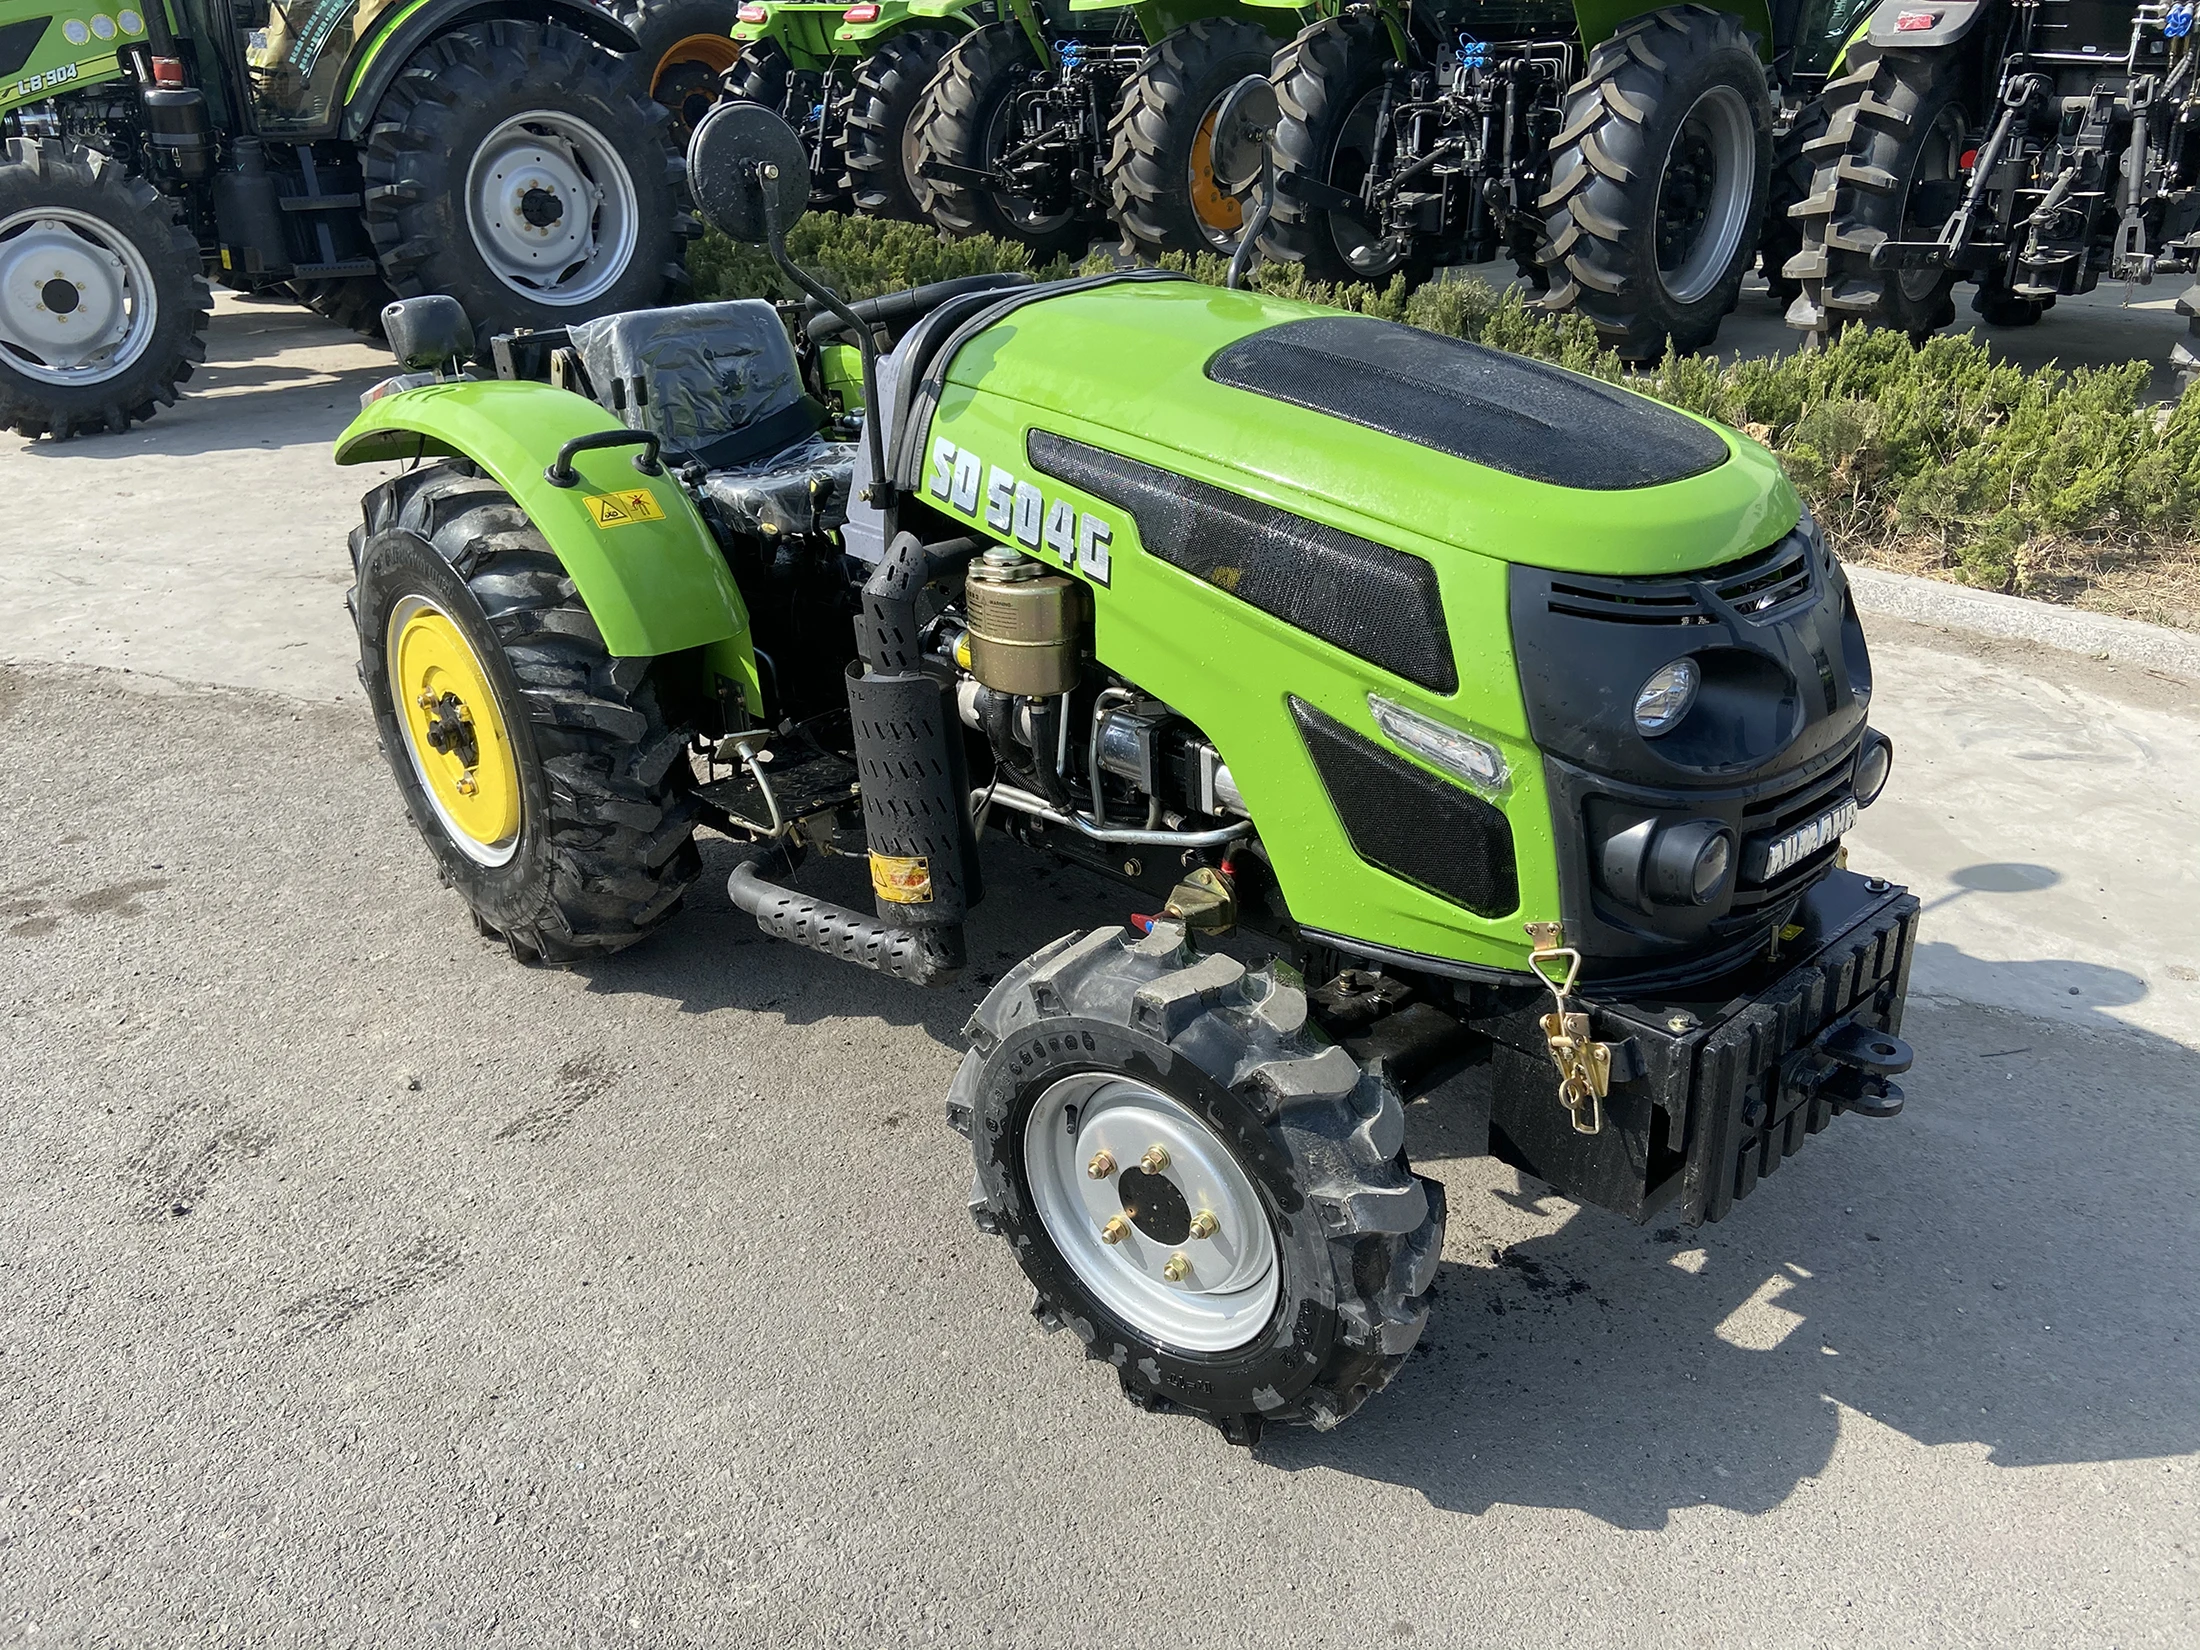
left=0, top=206, right=160, bottom=385
left=386, top=594, right=522, bottom=869
left=464, top=111, right=640, bottom=307
left=1024, top=1072, right=1279, bottom=1353
left=1656, top=83, right=1756, bottom=306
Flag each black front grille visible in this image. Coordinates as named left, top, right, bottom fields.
left=1729, top=756, right=1859, bottom=916
left=1540, top=532, right=1817, bottom=629
left=1545, top=576, right=1712, bottom=626
left=1712, top=537, right=1816, bottom=620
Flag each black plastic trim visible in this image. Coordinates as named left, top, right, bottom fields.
left=337, top=0, right=642, bottom=141
left=0, top=16, right=47, bottom=79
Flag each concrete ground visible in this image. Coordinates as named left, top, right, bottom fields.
left=1, top=297, right=2195, bottom=1648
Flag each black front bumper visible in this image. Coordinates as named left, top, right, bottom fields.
left=1480, top=868, right=1920, bottom=1227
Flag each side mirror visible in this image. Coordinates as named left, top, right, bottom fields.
left=687, top=101, right=812, bottom=246
left=1209, top=75, right=1280, bottom=290
left=383, top=294, right=472, bottom=372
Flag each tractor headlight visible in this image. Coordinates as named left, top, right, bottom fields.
left=1368, top=695, right=1509, bottom=797
left=1853, top=728, right=1894, bottom=807
left=1644, top=819, right=1736, bottom=906
left=1634, top=659, right=1699, bottom=737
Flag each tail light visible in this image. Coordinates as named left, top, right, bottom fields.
left=736, top=4, right=767, bottom=21
left=843, top=3, right=881, bottom=18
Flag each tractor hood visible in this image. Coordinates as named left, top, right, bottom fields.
left=934, top=281, right=1797, bottom=579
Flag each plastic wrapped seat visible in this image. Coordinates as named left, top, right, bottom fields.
left=568, top=300, right=823, bottom=472
left=697, top=434, right=860, bottom=539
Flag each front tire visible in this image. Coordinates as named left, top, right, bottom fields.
left=1106, top=18, right=1279, bottom=260
left=844, top=29, right=958, bottom=222
left=1538, top=5, right=1772, bottom=361
left=951, top=924, right=1445, bottom=1438
left=0, top=137, right=210, bottom=440
left=360, top=20, right=688, bottom=338
left=913, top=22, right=1097, bottom=261
left=350, top=464, right=702, bottom=961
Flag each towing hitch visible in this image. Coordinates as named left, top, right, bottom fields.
left=1781, top=1015, right=1912, bottom=1122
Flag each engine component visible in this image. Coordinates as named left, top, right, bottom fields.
left=962, top=546, right=1087, bottom=697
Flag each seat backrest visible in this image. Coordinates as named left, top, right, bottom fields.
left=568, top=301, right=809, bottom=467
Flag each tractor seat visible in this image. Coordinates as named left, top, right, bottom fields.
left=568, top=300, right=826, bottom=472
left=696, top=433, right=860, bottom=539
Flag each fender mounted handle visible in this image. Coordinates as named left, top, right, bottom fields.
left=545, top=428, right=662, bottom=487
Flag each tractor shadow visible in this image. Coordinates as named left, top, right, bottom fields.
left=1256, top=957, right=2199, bottom=1528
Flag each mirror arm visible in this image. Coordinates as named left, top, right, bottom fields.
left=762, top=180, right=890, bottom=507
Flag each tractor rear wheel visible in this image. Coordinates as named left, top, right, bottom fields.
left=914, top=22, right=1097, bottom=261
left=614, top=0, right=743, bottom=144
left=844, top=29, right=958, bottom=222
left=1106, top=18, right=1278, bottom=260
left=350, top=464, right=703, bottom=961
left=951, top=924, right=1445, bottom=1439
left=1264, top=14, right=1432, bottom=287
left=360, top=21, right=688, bottom=339
left=289, top=273, right=393, bottom=339
left=0, top=137, right=210, bottom=440
left=1759, top=99, right=1825, bottom=309
left=1538, top=5, right=1772, bottom=361
left=1783, top=41, right=1965, bottom=341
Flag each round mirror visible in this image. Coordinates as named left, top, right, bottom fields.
left=686, top=101, right=812, bottom=245
left=1208, top=74, right=1280, bottom=196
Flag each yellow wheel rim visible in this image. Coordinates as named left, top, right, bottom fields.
left=389, top=595, right=522, bottom=865
left=1189, top=108, right=1246, bottom=241
left=652, top=32, right=741, bottom=95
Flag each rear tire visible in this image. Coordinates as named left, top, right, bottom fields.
left=613, top=0, right=743, bottom=143
left=1538, top=5, right=1772, bottom=361
left=350, top=463, right=702, bottom=961
left=950, top=924, right=1446, bottom=1436
left=845, top=29, right=958, bottom=222
left=1106, top=18, right=1279, bottom=260
left=913, top=22, right=1098, bottom=261
left=289, top=273, right=393, bottom=339
left=0, top=137, right=210, bottom=440
left=360, top=20, right=689, bottom=338
left=1760, top=99, right=1824, bottom=308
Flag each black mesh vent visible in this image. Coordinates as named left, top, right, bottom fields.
left=1539, top=529, right=1816, bottom=628
left=1028, top=430, right=1456, bottom=693
left=1205, top=316, right=1730, bottom=491
left=1290, top=697, right=1517, bottom=917
left=0, top=17, right=49, bottom=78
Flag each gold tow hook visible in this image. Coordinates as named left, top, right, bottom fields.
left=1525, top=921, right=1612, bottom=1136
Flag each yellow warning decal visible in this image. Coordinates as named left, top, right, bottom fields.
left=870, top=853, right=933, bottom=905
left=1780, top=923, right=1806, bottom=942
left=585, top=488, right=665, bottom=528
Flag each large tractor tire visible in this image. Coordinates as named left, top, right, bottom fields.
left=0, top=137, right=210, bottom=441
left=1538, top=5, right=1772, bottom=361
left=844, top=28, right=958, bottom=222
left=1264, top=13, right=1431, bottom=287
left=360, top=20, right=689, bottom=340
left=725, top=40, right=852, bottom=212
left=351, top=464, right=703, bottom=962
left=1759, top=99, right=1825, bottom=309
left=613, top=0, right=743, bottom=143
left=950, top=923, right=1446, bottom=1442
left=1106, top=18, right=1279, bottom=260
left=913, top=22, right=1098, bottom=261
left=289, top=273, right=394, bottom=339
left=1783, top=40, right=1965, bottom=341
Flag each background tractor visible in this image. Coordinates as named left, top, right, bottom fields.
left=331, top=100, right=1920, bottom=1440
left=0, top=0, right=693, bottom=437
left=1783, top=0, right=2200, bottom=368
left=613, top=0, right=745, bottom=146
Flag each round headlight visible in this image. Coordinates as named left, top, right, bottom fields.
left=1853, top=729, right=1894, bottom=807
left=1644, top=819, right=1735, bottom=907
left=1634, top=658, right=1700, bottom=737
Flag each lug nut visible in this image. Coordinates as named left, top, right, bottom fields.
left=1086, top=1149, right=1116, bottom=1180
left=1188, top=1210, right=1219, bottom=1240
left=1139, top=1145, right=1171, bottom=1174
left=455, top=773, right=478, bottom=795
left=1162, top=1252, right=1192, bottom=1283
left=1100, top=1216, right=1131, bottom=1245
left=416, top=691, right=436, bottom=710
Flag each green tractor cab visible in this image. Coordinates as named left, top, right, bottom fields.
left=337, top=100, right=1917, bottom=1440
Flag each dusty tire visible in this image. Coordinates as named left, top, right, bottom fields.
left=0, top=137, right=209, bottom=440
left=844, top=29, right=957, bottom=222
left=360, top=20, right=689, bottom=339
left=350, top=463, right=702, bottom=962
left=1538, top=5, right=1772, bottom=361
left=289, top=273, right=393, bottom=339
left=613, top=0, right=743, bottom=143
left=913, top=22, right=1098, bottom=261
left=950, top=924, right=1446, bottom=1438
left=1264, top=14, right=1431, bottom=287
left=1760, top=99, right=1824, bottom=308
left=1783, top=41, right=1965, bottom=341
left=1105, top=18, right=1278, bottom=260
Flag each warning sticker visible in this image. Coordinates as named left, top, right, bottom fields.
left=584, top=488, right=665, bottom=528
left=870, top=853, right=933, bottom=905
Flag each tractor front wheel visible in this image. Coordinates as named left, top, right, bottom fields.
left=951, top=924, right=1446, bottom=1440
left=0, top=137, right=210, bottom=440
left=360, top=21, right=688, bottom=339
left=351, top=464, right=702, bottom=961
left=1106, top=18, right=1279, bottom=260
left=844, top=29, right=958, bottom=222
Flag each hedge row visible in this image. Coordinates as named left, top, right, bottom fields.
left=692, top=221, right=2198, bottom=630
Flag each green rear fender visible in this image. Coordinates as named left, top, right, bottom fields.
left=340, top=0, right=642, bottom=136
left=731, top=3, right=849, bottom=60
left=335, top=382, right=760, bottom=709
left=833, top=0, right=974, bottom=46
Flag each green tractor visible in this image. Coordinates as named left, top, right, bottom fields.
left=0, top=0, right=695, bottom=437
left=724, top=0, right=978, bottom=219
left=1257, top=0, right=1881, bottom=359
left=913, top=0, right=1302, bottom=260
left=335, top=101, right=1918, bottom=1439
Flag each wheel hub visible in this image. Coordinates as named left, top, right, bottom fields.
left=464, top=111, right=640, bottom=306
left=1188, top=107, right=1246, bottom=243
left=1655, top=84, right=1755, bottom=307
left=0, top=209, right=156, bottom=381
left=388, top=596, right=521, bottom=864
left=1025, top=1073, right=1279, bottom=1353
